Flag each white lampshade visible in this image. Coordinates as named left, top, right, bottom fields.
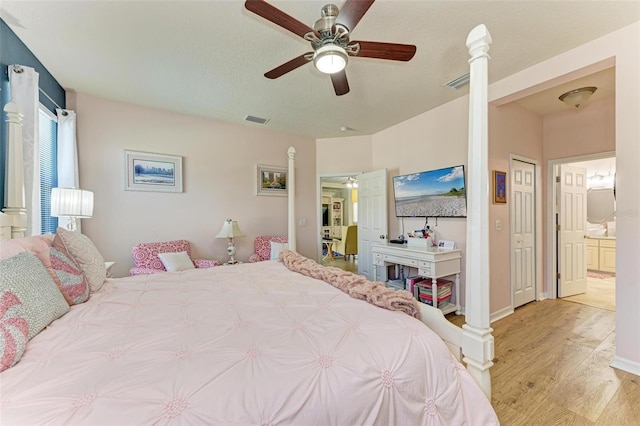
left=314, top=45, right=348, bottom=74
left=51, top=188, right=94, bottom=218
left=215, top=219, right=245, bottom=239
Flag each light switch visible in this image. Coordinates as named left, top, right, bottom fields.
left=299, top=218, right=307, bottom=227
left=495, top=220, right=502, bottom=231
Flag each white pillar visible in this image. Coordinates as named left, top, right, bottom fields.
left=3, top=102, right=27, bottom=239
left=287, top=146, right=296, bottom=251
left=462, top=24, right=494, bottom=399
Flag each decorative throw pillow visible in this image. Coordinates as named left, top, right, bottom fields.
left=49, top=248, right=90, bottom=305
left=53, top=228, right=106, bottom=294
left=0, top=251, right=69, bottom=341
left=157, top=251, right=195, bottom=272
left=269, top=241, right=289, bottom=260
left=0, top=289, right=28, bottom=372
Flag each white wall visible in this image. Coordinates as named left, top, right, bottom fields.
left=71, top=93, right=318, bottom=278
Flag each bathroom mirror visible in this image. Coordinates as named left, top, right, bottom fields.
left=587, top=187, right=615, bottom=224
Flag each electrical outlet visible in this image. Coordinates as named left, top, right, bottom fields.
left=495, top=220, right=502, bottom=231
left=299, top=218, right=307, bottom=227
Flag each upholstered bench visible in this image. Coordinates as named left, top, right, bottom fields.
left=130, top=239, right=220, bottom=275
left=248, top=236, right=288, bottom=263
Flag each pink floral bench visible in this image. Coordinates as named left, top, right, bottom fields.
left=248, top=236, right=288, bottom=263
left=130, top=240, right=221, bottom=275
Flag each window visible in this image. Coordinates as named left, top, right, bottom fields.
left=39, top=106, right=58, bottom=234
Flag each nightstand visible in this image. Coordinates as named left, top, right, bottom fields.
left=105, top=261, right=116, bottom=278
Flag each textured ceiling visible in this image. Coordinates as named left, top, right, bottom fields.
left=2, top=1, right=638, bottom=139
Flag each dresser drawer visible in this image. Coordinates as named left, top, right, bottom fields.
left=418, top=267, right=432, bottom=277
left=382, top=254, right=418, bottom=267
left=599, top=239, right=616, bottom=248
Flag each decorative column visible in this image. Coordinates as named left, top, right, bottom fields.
left=3, top=102, right=27, bottom=239
left=287, top=146, right=296, bottom=251
left=462, top=24, right=494, bottom=399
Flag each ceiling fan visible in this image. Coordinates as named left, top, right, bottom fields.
left=245, top=0, right=417, bottom=96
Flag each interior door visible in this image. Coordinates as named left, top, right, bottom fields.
left=511, top=160, right=536, bottom=307
left=357, top=169, right=388, bottom=280
left=558, top=164, right=588, bottom=297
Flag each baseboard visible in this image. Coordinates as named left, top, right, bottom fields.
left=611, top=356, right=640, bottom=376
left=490, top=306, right=514, bottom=323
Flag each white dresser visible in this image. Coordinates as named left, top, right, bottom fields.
left=371, top=243, right=461, bottom=315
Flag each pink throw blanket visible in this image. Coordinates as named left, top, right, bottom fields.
left=279, top=250, right=420, bottom=319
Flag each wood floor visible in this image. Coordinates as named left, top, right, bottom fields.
left=320, top=254, right=358, bottom=274
left=447, top=300, right=639, bottom=425
left=564, top=275, right=616, bottom=311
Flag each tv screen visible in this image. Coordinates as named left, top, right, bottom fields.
left=393, top=165, right=467, bottom=218
left=322, top=204, right=329, bottom=226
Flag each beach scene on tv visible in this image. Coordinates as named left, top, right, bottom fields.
left=393, top=166, right=467, bottom=217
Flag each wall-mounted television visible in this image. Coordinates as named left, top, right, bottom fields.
left=392, top=165, right=467, bottom=218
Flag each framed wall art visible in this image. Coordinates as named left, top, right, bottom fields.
left=125, top=150, right=183, bottom=193
left=493, top=170, right=506, bottom=204
left=256, top=164, right=287, bottom=196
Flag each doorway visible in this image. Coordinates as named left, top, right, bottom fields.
left=557, top=155, right=616, bottom=311
left=318, top=173, right=359, bottom=273
left=548, top=152, right=616, bottom=311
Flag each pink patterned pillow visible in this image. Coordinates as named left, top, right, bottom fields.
left=49, top=248, right=90, bottom=305
left=0, top=290, right=28, bottom=372
left=53, top=228, right=106, bottom=294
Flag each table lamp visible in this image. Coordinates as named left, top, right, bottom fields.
left=50, top=188, right=94, bottom=231
left=215, top=219, right=245, bottom=264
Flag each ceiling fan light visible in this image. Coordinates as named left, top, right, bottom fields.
left=314, top=45, right=348, bottom=74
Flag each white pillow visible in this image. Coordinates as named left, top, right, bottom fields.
left=158, top=251, right=195, bottom=272
left=269, top=241, right=289, bottom=260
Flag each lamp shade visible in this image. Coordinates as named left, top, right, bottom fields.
left=50, top=188, right=94, bottom=218
left=215, top=219, right=245, bottom=239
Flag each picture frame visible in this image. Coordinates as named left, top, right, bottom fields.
left=124, top=150, right=183, bottom=193
left=493, top=170, right=506, bottom=204
left=256, top=164, right=287, bottom=196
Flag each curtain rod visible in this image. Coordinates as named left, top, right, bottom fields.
left=10, top=64, right=67, bottom=115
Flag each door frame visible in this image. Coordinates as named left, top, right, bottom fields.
left=317, top=172, right=360, bottom=263
left=509, top=154, right=543, bottom=307
left=545, top=150, right=615, bottom=299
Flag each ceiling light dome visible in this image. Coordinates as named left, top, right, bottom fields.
left=314, top=45, right=348, bottom=74
left=559, top=86, right=597, bottom=108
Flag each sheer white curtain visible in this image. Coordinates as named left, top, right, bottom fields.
left=56, top=109, right=79, bottom=231
left=9, top=64, right=40, bottom=236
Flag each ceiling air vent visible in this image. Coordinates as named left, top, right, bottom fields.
left=445, top=72, right=470, bottom=90
left=244, top=115, right=270, bottom=125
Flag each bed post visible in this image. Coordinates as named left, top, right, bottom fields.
left=2, top=102, right=27, bottom=239
left=462, top=24, right=494, bottom=399
left=287, top=146, right=296, bottom=251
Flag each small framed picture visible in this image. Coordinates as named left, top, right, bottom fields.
left=493, top=170, right=506, bottom=204
left=256, top=164, right=287, bottom=196
left=124, top=150, right=183, bottom=193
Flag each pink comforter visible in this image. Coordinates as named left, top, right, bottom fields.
left=0, top=261, right=498, bottom=425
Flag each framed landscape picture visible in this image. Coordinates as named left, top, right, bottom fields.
left=125, top=150, right=183, bottom=192
left=493, top=170, right=506, bottom=204
left=256, top=164, right=287, bottom=196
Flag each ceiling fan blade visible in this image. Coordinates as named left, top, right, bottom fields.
left=264, top=53, right=312, bottom=79
left=245, top=0, right=318, bottom=39
left=331, top=70, right=350, bottom=96
left=335, top=0, right=375, bottom=33
left=351, top=41, right=417, bottom=61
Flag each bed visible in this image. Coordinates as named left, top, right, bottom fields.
left=0, top=25, right=497, bottom=425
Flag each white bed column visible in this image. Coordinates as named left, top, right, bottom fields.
left=2, top=102, right=27, bottom=239
left=462, top=24, right=494, bottom=399
left=287, top=146, right=296, bottom=251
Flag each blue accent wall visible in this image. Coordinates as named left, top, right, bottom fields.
left=0, top=18, right=65, bottom=208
